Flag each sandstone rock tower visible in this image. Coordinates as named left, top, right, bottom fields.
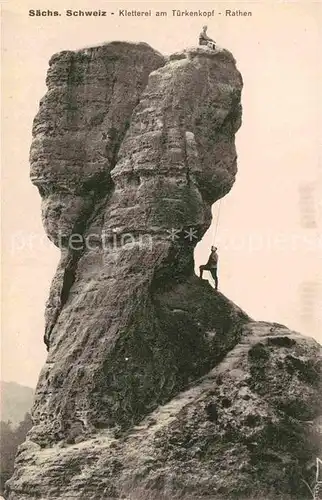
left=7, top=42, right=321, bottom=500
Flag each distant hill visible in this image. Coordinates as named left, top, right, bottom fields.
left=0, top=382, right=34, bottom=426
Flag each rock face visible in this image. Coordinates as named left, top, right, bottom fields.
left=7, top=42, right=321, bottom=499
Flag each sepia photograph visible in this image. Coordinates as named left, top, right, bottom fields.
left=1, top=1, right=321, bottom=498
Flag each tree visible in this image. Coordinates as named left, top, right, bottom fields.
left=0, top=413, right=33, bottom=494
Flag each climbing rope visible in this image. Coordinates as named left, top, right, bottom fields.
left=211, top=199, right=222, bottom=245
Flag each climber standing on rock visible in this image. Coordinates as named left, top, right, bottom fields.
left=199, top=25, right=216, bottom=50
left=199, top=246, right=219, bottom=290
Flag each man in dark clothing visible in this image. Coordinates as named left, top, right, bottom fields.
left=199, top=25, right=216, bottom=49
left=199, top=246, right=218, bottom=290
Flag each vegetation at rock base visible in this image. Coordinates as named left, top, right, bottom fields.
left=0, top=413, right=33, bottom=494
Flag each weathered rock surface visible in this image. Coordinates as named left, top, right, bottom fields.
left=8, top=324, right=322, bottom=500
left=6, top=42, right=321, bottom=499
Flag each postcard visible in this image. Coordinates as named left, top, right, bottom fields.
left=1, top=1, right=321, bottom=498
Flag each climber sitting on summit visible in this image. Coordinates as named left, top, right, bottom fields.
left=199, top=246, right=218, bottom=290
left=199, top=25, right=216, bottom=50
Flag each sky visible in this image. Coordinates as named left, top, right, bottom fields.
left=1, top=0, right=322, bottom=388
